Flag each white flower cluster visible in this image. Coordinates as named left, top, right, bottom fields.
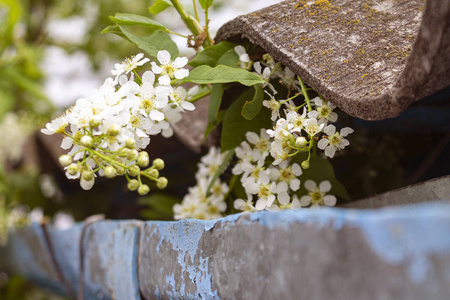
left=229, top=46, right=355, bottom=211
left=41, top=51, right=195, bottom=193
left=173, top=147, right=229, bottom=220
left=232, top=129, right=303, bottom=211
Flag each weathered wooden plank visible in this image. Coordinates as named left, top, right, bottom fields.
left=0, top=223, right=67, bottom=295
left=138, top=203, right=450, bottom=300
left=80, top=220, right=142, bottom=300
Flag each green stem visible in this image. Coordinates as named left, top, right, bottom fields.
left=133, top=70, right=142, bottom=84
left=193, top=0, right=200, bottom=22
left=298, top=76, right=312, bottom=112
left=170, top=1, right=203, bottom=35
left=189, top=89, right=212, bottom=103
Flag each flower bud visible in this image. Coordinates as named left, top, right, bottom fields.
left=89, top=118, right=101, bottom=128
left=119, top=148, right=130, bottom=157
left=104, top=166, right=117, bottom=178
left=138, top=184, right=150, bottom=196
left=59, top=155, right=72, bottom=167
left=148, top=169, right=159, bottom=178
left=156, top=177, right=168, bottom=189
left=74, top=131, right=83, bottom=140
left=128, top=165, right=140, bottom=177
left=137, top=155, right=149, bottom=167
left=80, top=135, right=93, bottom=147
left=67, top=164, right=79, bottom=176
left=116, top=166, right=125, bottom=175
left=107, top=124, right=121, bottom=136
left=127, top=179, right=139, bottom=191
left=153, top=158, right=165, bottom=170
left=82, top=171, right=94, bottom=181
left=125, top=138, right=136, bottom=149
left=295, top=136, right=307, bottom=148
left=301, top=160, right=310, bottom=169
left=127, top=149, right=139, bottom=160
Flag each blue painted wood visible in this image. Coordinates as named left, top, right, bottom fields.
left=80, top=220, right=141, bottom=300
left=45, top=223, right=83, bottom=297
left=138, top=202, right=450, bottom=300
left=0, top=223, right=67, bottom=295
left=2, top=200, right=450, bottom=299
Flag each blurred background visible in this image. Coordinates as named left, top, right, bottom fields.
left=0, top=0, right=449, bottom=298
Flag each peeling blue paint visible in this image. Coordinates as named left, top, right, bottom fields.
left=150, top=219, right=221, bottom=299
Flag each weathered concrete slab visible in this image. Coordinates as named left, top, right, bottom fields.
left=139, top=203, right=450, bottom=300
left=340, top=175, right=450, bottom=209
left=0, top=223, right=66, bottom=295
left=216, top=0, right=450, bottom=120
left=80, top=220, right=142, bottom=300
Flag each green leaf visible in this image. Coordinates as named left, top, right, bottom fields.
left=184, top=65, right=264, bottom=86
left=206, top=149, right=235, bottom=197
left=110, top=13, right=167, bottom=31
left=221, top=88, right=272, bottom=151
left=101, top=25, right=125, bottom=37
left=138, top=193, right=180, bottom=220
left=149, top=0, right=173, bottom=15
left=109, top=26, right=179, bottom=58
left=242, top=85, right=264, bottom=120
left=203, top=110, right=225, bottom=141
left=216, top=49, right=240, bottom=67
left=188, top=41, right=236, bottom=67
left=293, top=153, right=351, bottom=201
left=198, top=0, right=214, bottom=10
left=208, top=83, right=223, bottom=123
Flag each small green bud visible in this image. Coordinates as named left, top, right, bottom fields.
left=138, top=151, right=149, bottom=158
left=148, top=168, right=159, bottom=178
left=301, top=160, right=310, bottom=169
left=59, top=155, right=72, bottom=167
left=67, top=164, right=79, bottom=176
left=74, top=131, right=83, bottom=141
left=82, top=171, right=94, bottom=181
left=156, top=177, right=168, bottom=189
left=138, top=184, right=150, bottom=196
left=89, top=118, right=101, bottom=128
left=80, top=135, right=93, bottom=147
left=128, top=165, right=140, bottom=177
left=153, top=158, right=165, bottom=170
left=104, top=166, right=117, bottom=178
left=119, top=148, right=130, bottom=157
left=125, top=138, right=136, bottom=149
left=116, top=166, right=125, bottom=175
left=127, top=149, right=139, bottom=160
left=137, top=155, right=149, bottom=167
left=296, top=136, right=307, bottom=148
left=127, top=179, right=139, bottom=191
left=107, top=124, right=121, bottom=136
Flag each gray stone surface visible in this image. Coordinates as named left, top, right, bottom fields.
left=340, top=175, right=450, bottom=209
left=216, top=0, right=450, bottom=120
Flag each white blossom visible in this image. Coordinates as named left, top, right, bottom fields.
left=300, top=180, right=337, bottom=207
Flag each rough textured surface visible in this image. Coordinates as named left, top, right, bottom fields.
left=80, top=220, right=141, bottom=300
left=138, top=204, right=450, bottom=300
left=0, top=224, right=66, bottom=295
left=216, top=0, right=450, bottom=120
left=1, top=177, right=450, bottom=299
left=340, top=175, right=450, bottom=209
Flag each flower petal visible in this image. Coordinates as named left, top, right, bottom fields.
left=157, top=50, right=171, bottom=64
left=304, top=180, right=316, bottom=192
left=324, top=195, right=337, bottom=206
left=319, top=180, right=332, bottom=193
